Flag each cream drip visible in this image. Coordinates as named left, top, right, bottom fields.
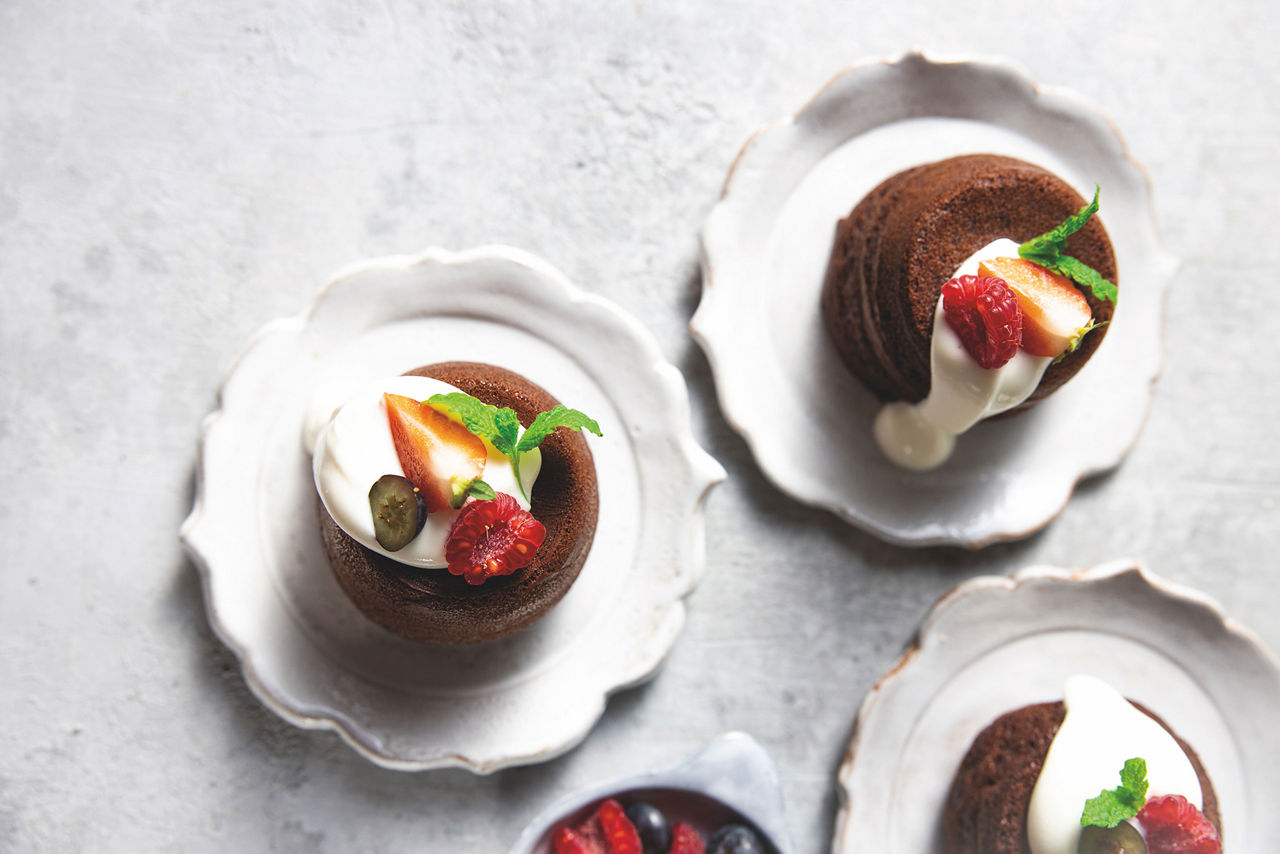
left=874, top=238, right=1052, bottom=470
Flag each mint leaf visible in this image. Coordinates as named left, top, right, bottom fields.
left=428, top=390, right=600, bottom=506
left=516, top=405, right=603, bottom=455
left=1018, top=186, right=1117, bottom=304
left=427, top=391, right=522, bottom=456
left=428, top=392, right=502, bottom=441
left=1021, top=186, right=1101, bottom=258
left=1119, top=757, right=1149, bottom=803
left=1081, top=757, right=1148, bottom=829
left=1081, top=791, right=1134, bottom=829
left=464, top=478, right=496, bottom=502
left=1054, top=256, right=1118, bottom=304
left=492, top=407, right=520, bottom=458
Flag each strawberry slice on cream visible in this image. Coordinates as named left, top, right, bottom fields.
left=979, top=256, right=1094, bottom=358
left=383, top=393, right=487, bottom=513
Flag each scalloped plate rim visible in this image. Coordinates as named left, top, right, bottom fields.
left=831, top=558, right=1280, bottom=852
left=180, top=245, right=725, bottom=772
left=691, top=50, right=1178, bottom=548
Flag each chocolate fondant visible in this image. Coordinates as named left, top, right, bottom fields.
left=821, top=154, right=1117, bottom=411
left=320, top=361, right=599, bottom=644
left=943, top=701, right=1220, bottom=854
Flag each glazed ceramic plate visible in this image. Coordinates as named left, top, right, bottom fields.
left=180, top=246, right=725, bottom=772
left=509, top=733, right=793, bottom=854
left=833, top=560, right=1280, bottom=852
left=692, top=51, right=1176, bottom=547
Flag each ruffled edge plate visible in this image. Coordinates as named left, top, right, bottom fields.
left=833, top=559, right=1280, bottom=852
left=692, top=51, right=1177, bottom=547
left=180, top=246, right=725, bottom=772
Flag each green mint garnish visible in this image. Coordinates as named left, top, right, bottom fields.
left=427, top=392, right=601, bottom=504
left=1081, top=757, right=1149, bottom=829
left=1018, top=186, right=1118, bottom=304
left=426, top=392, right=518, bottom=456
left=462, top=478, right=496, bottom=503
left=517, top=406, right=602, bottom=455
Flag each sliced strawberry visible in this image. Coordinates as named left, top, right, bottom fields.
left=444, top=493, right=546, bottom=585
left=597, top=799, right=642, bottom=854
left=1137, top=794, right=1221, bottom=854
left=553, top=827, right=599, bottom=854
left=383, top=393, right=486, bottom=513
left=667, top=823, right=705, bottom=854
left=979, top=256, right=1093, bottom=358
left=552, top=799, right=639, bottom=854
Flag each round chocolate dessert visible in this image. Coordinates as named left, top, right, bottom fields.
left=821, top=154, right=1117, bottom=411
left=944, top=701, right=1220, bottom=854
left=320, top=362, right=599, bottom=644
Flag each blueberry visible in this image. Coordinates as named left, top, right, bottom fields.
left=708, top=824, right=768, bottom=854
left=1077, top=824, right=1147, bottom=854
left=368, top=474, right=427, bottom=550
left=624, top=802, right=671, bottom=854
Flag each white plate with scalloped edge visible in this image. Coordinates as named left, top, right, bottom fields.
left=180, top=246, right=725, bottom=772
left=834, top=560, right=1280, bottom=852
left=692, top=51, right=1177, bottom=548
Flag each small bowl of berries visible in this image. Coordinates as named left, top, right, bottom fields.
left=509, top=733, right=793, bottom=854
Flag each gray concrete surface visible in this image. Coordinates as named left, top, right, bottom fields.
left=2, top=1, right=1277, bottom=850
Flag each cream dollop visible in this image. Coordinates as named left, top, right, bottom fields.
left=308, top=376, right=541, bottom=568
left=1026, top=675, right=1204, bottom=854
left=874, top=238, right=1052, bottom=470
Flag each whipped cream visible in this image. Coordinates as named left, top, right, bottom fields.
left=1027, top=675, right=1204, bottom=854
left=308, top=376, right=541, bottom=568
left=874, top=238, right=1052, bottom=470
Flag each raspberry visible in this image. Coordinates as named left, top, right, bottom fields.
left=444, top=493, right=546, bottom=585
left=668, top=822, right=706, bottom=854
left=1137, top=795, right=1222, bottom=854
left=941, top=274, right=1023, bottom=369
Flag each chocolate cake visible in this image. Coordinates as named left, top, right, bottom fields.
left=821, top=154, right=1117, bottom=411
left=943, top=701, right=1220, bottom=854
left=320, top=361, right=599, bottom=644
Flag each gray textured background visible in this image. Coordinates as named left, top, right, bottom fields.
left=2, top=1, right=1278, bottom=851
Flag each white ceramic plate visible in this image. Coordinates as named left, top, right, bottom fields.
left=833, top=560, right=1280, bottom=853
left=509, top=733, right=793, bottom=854
left=692, top=51, right=1177, bottom=547
left=180, top=246, right=725, bottom=772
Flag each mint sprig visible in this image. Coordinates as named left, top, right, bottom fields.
left=428, top=392, right=601, bottom=504
left=1018, top=186, right=1118, bottom=304
left=461, top=478, right=496, bottom=503
left=1081, top=757, right=1149, bottom=829
left=427, top=392, right=518, bottom=455
left=517, top=405, right=602, bottom=454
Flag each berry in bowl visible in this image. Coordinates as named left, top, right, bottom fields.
left=510, top=734, right=793, bottom=854
left=548, top=796, right=773, bottom=854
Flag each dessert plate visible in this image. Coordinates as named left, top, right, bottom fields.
left=692, top=51, right=1176, bottom=547
left=180, top=246, right=725, bottom=772
left=510, top=732, right=793, bottom=854
left=833, top=560, right=1280, bottom=853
